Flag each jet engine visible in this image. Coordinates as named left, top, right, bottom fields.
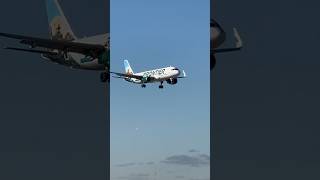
left=166, top=78, right=178, bottom=85
left=142, top=75, right=152, bottom=83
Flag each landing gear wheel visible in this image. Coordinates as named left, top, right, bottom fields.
left=159, top=81, right=164, bottom=89
left=141, top=84, right=146, bottom=88
left=100, top=72, right=109, bottom=83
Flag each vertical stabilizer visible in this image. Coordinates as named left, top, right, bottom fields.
left=124, top=60, right=134, bottom=74
left=46, top=0, right=77, bottom=41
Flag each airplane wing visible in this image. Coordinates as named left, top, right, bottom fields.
left=213, top=28, right=243, bottom=53
left=110, top=72, right=145, bottom=80
left=0, top=32, right=106, bottom=57
left=110, top=72, right=156, bottom=81
left=4, top=47, right=58, bottom=56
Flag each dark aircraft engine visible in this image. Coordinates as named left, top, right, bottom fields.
left=166, top=78, right=178, bottom=85
left=142, top=76, right=152, bottom=83
left=210, top=19, right=226, bottom=49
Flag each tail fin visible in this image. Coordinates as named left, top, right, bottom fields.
left=124, top=60, right=134, bottom=74
left=46, top=0, right=77, bottom=41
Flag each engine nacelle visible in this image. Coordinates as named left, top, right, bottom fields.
left=142, top=75, right=152, bottom=83
left=166, top=78, right=178, bottom=85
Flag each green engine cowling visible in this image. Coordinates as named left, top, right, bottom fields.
left=142, top=74, right=152, bottom=83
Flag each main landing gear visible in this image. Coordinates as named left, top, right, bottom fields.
left=140, top=82, right=164, bottom=89
left=159, top=81, right=164, bottom=89
left=100, top=72, right=109, bottom=83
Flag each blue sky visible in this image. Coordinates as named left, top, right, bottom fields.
left=110, top=0, right=210, bottom=179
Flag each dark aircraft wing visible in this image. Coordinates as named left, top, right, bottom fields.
left=4, top=47, right=59, bottom=56
left=212, top=28, right=243, bottom=54
left=212, top=47, right=242, bottom=53
left=0, top=32, right=106, bottom=57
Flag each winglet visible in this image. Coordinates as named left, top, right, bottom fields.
left=183, top=70, right=187, bottom=77
left=178, top=70, right=187, bottom=78
left=233, top=28, right=243, bottom=49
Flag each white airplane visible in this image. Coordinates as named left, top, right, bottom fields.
left=111, top=60, right=187, bottom=89
left=0, top=0, right=110, bottom=82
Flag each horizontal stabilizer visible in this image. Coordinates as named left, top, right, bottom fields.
left=233, top=28, right=243, bottom=48
left=4, top=47, right=58, bottom=55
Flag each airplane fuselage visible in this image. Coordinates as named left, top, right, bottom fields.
left=125, top=67, right=181, bottom=84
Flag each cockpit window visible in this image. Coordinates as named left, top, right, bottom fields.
left=172, top=68, right=179, bottom=71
